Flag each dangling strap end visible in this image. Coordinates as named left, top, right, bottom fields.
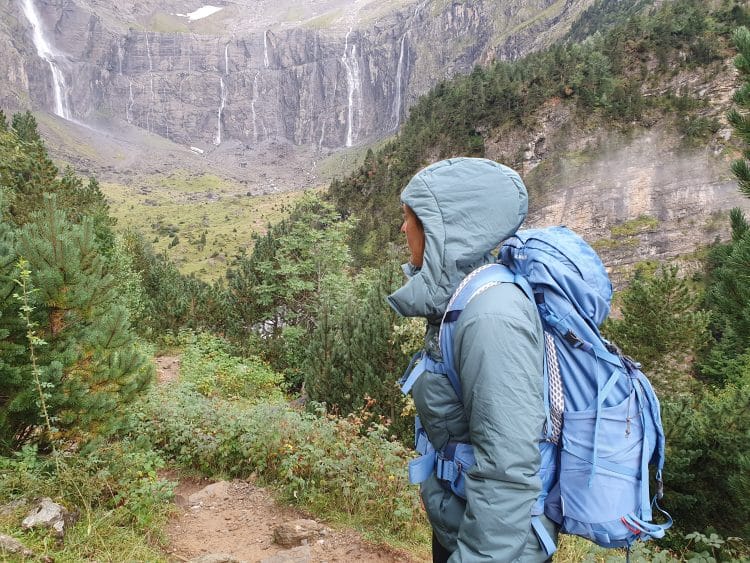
left=531, top=516, right=557, bottom=557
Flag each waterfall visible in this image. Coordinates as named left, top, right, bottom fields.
left=224, top=43, right=229, bottom=74
left=392, top=34, right=407, bottom=130
left=214, top=77, right=226, bottom=145
left=264, top=30, right=270, bottom=68
left=251, top=71, right=260, bottom=141
left=145, top=33, right=154, bottom=132
left=341, top=29, right=362, bottom=147
left=20, top=0, right=71, bottom=119
left=126, top=79, right=135, bottom=124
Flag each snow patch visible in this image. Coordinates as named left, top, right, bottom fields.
left=175, top=6, right=224, bottom=21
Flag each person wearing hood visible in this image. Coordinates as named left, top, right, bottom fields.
left=388, top=158, right=558, bottom=562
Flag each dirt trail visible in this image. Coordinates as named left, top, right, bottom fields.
left=153, top=357, right=421, bottom=563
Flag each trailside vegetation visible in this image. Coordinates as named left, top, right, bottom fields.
left=0, top=114, right=151, bottom=454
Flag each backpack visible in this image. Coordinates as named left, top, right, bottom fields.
left=400, top=226, right=672, bottom=557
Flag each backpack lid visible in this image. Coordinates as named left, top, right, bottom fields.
left=499, top=226, right=613, bottom=328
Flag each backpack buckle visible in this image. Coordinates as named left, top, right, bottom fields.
left=563, top=330, right=584, bottom=348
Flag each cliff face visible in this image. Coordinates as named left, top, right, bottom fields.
left=484, top=61, right=750, bottom=282
left=4, top=0, right=594, bottom=149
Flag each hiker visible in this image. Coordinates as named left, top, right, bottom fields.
left=388, top=158, right=558, bottom=562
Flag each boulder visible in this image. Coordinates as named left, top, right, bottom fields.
left=188, top=481, right=232, bottom=506
left=21, top=497, right=70, bottom=538
left=273, top=519, right=326, bottom=548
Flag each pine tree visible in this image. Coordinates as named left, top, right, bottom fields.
left=728, top=26, right=750, bottom=197
left=0, top=204, right=27, bottom=452
left=226, top=194, right=350, bottom=338
left=0, top=196, right=152, bottom=451
left=603, top=265, right=710, bottom=394
left=305, top=265, right=410, bottom=436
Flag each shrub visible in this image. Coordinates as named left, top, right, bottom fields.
left=178, top=331, right=282, bottom=400
left=126, top=383, right=428, bottom=545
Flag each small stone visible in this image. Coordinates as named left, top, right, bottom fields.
left=22, top=498, right=71, bottom=538
left=261, top=545, right=312, bottom=563
left=0, top=533, right=35, bottom=557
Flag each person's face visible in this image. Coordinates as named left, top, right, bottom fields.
left=401, top=204, right=425, bottom=268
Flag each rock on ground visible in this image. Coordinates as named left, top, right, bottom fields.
left=273, top=519, right=326, bottom=548
left=21, top=498, right=70, bottom=538
left=0, top=533, right=35, bottom=557
left=261, top=545, right=312, bottom=563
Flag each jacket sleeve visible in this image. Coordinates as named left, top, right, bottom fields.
left=449, top=285, right=545, bottom=562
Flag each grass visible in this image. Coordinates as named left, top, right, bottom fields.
left=0, top=509, right=169, bottom=562
left=494, top=0, right=570, bottom=43
left=146, top=12, right=190, bottom=33
left=101, top=171, right=312, bottom=281
left=611, top=215, right=660, bottom=238
left=317, top=137, right=391, bottom=180
left=302, top=10, right=343, bottom=29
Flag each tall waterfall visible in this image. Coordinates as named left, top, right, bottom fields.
left=20, top=0, right=71, bottom=119
left=126, top=79, right=134, bottom=124
left=214, top=77, right=226, bottom=145
left=145, top=33, right=154, bottom=131
left=264, top=30, right=270, bottom=68
left=224, top=43, right=229, bottom=74
left=341, top=29, right=362, bottom=148
left=392, top=34, right=407, bottom=130
left=251, top=71, right=260, bottom=141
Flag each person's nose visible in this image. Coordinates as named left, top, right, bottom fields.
left=400, top=220, right=407, bottom=233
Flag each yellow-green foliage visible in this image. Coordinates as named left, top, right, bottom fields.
left=611, top=215, right=660, bottom=238
left=179, top=331, right=283, bottom=401
left=101, top=172, right=310, bottom=281
left=592, top=215, right=660, bottom=252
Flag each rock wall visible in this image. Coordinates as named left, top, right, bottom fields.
left=4, top=0, right=593, bottom=149
left=484, top=62, right=750, bottom=282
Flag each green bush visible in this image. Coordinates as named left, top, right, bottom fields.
left=179, top=331, right=283, bottom=401
left=126, top=383, right=428, bottom=545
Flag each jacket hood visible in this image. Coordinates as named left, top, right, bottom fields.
left=388, top=158, right=528, bottom=322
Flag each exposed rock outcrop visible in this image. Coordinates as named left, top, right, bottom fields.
left=3, top=0, right=595, bottom=150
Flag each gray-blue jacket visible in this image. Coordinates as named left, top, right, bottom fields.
left=388, top=158, right=557, bottom=561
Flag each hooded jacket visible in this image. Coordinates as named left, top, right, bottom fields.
left=388, top=158, right=557, bottom=561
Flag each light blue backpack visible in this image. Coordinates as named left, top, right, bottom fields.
left=401, top=226, right=672, bottom=557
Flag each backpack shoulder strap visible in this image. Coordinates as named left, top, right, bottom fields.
left=439, top=263, right=533, bottom=399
